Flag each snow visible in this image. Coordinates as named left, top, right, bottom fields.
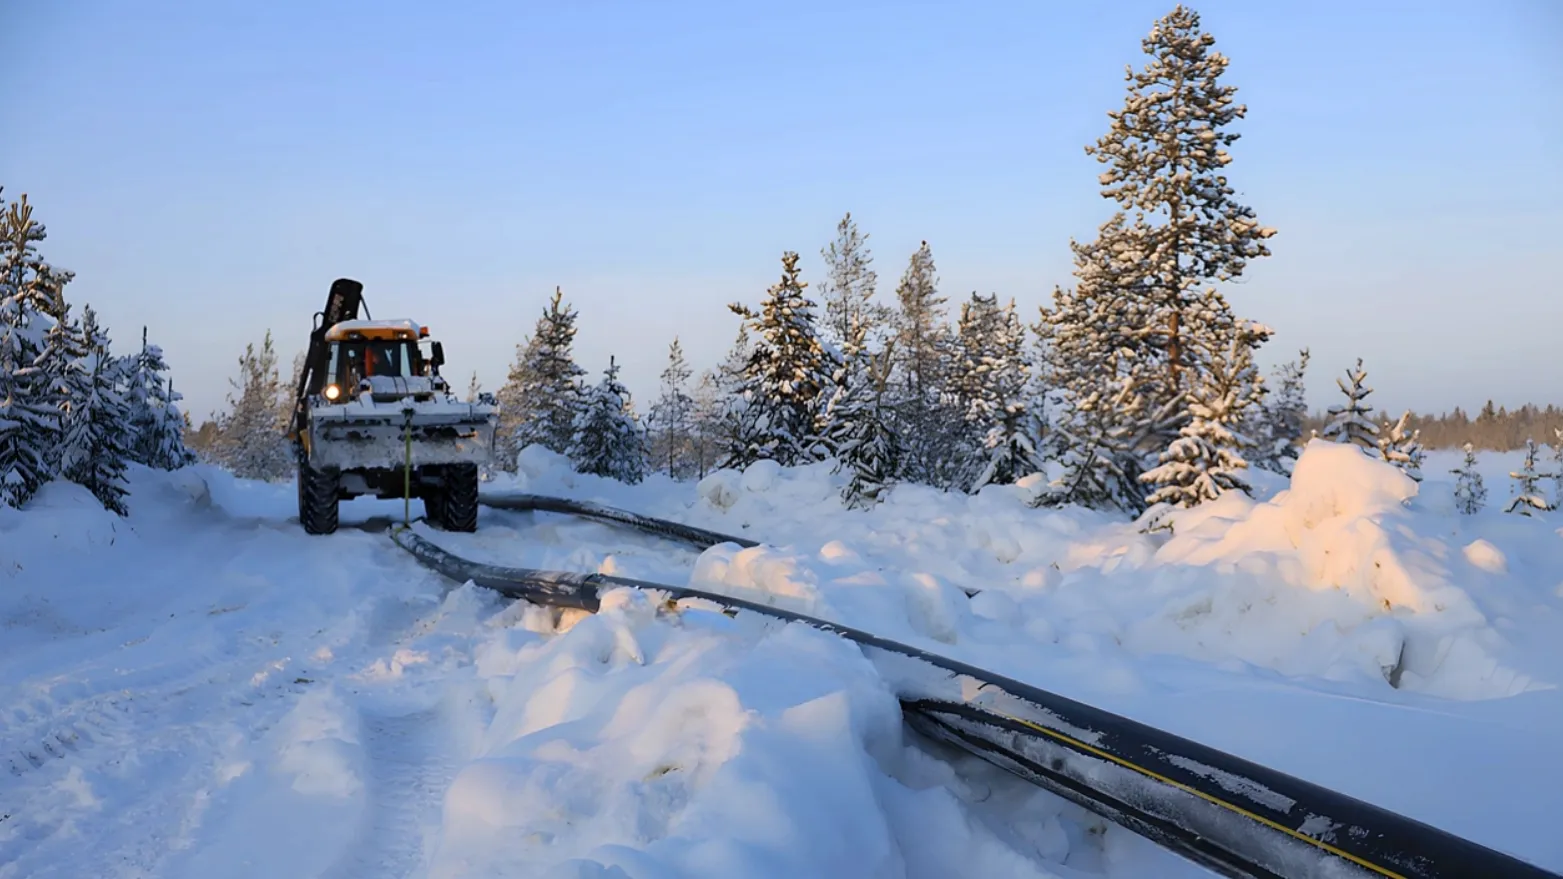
left=3, top=440, right=1562, bottom=877
left=327, top=318, right=424, bottom=338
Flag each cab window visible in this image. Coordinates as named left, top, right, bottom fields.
left=329, top=340, right=418, bottom=388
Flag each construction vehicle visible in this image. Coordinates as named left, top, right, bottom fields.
left=286, top=278, right=498, bottom=534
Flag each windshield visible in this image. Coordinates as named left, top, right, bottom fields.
left=328, top=340, right=422, bottom=388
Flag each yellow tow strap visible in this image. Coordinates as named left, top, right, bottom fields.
left=399, top=410, right=413, bottom=531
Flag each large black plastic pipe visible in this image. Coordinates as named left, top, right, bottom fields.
left=392, top=525, right=1557, bottom=879
left=478, top=491, right=758, bottom=550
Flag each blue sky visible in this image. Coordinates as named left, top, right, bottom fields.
left=4, top=0, right=1560, bottom=422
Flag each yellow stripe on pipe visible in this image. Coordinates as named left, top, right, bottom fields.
left=975, top=711, right=1408, bottom=879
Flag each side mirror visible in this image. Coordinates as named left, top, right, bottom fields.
left=429, top=341, right=445, bottom=371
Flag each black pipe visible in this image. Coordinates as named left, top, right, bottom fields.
left=479, top=491, right=758, bottom=550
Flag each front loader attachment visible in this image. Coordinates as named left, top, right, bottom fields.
left=307, top=394, right=497, bottom=471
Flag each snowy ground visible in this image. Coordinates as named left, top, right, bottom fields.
left=3, top=442, right=1561, bottom=877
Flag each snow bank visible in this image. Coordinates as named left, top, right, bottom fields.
left=431, top=590, right=1082, bottom=878
left=486, top=442, right=1563, bottom=705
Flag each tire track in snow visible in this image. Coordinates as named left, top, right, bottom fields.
left=321, top=702, right=464, bottom=879
left=0, top=653, right=317, bottom=879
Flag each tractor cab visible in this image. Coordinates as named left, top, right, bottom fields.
left=316, top=319, right=446, bottom=403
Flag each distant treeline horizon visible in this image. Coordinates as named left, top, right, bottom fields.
left=1303, top=402, right=1562, bottom=452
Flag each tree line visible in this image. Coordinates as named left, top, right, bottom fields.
left=0, top=188, right=194, bottom=514
left=1303, top=399, right=1563, bottom=453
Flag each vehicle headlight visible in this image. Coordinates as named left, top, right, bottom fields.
left=324, top=384, right=341, bottom=401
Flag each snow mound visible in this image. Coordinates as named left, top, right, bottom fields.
left=1128, top=442, right=1542, bottom=698
left=2, top=480, right=136, bottom=551
left=433, top=594, right=1058, bottom=877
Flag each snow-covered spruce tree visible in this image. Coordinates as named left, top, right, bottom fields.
left=1378, top=410, right=1425, bottom=482
left=1042, top=4, right=1275, bottom=512
left=1141, top=319, right=1267, bottom=507
left=709, top=323, right=759, bottom=471
left=688, top=369, right=723, bottom=479
left=215, top=330, right=292, bottom=480
left=123, top=326, right=195, bottom=470
left=496, top=287, right=587, bottom=465
left=493, top=333, right=534, bottom=467
left=568, top=356, right=647, bottom=484
left=1035, top=216, right=1185, bottom=512
left=969, top=299, right=1045, bottom=492
left=1505, top=439, right=1554, bottom=516
left=1451, top=443, right=1485, bottom=515
left=886, top=241, right=964, bottom=489
left=31, top=298, right=84, bottom=475
left=819, top=212, right=888, bottom=351
left=822, top=318, right=901, bottom=509
left=1319, top=359, right=1378, bottom=452
left=1085, top=5, right=1275, bottom=403
left=466, top=371, right=481, bottom=403
left=0, top=190, right=74, bottom=507
left=1250, top=348, right=1308, bottom=473
left=947, top=292, right=1004, bottom=440
left=58, top=306, right=135, bottom=514
left=648, top=336, right=695, bottom=478
left=727, top=251, right=835, bottom=467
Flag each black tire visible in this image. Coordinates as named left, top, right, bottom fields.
left=298, top=458, right=341, bottom=535
left=440, top=463, right=479, bottom=532
left=422, top=488, right=447, bottom=528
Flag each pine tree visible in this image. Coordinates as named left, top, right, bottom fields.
left=1505, top=440, right=1554, bottom=516
left=728, top=251, right=834, bottom=467
left=1141, top=320, right=1267, bottom=507
left=149, top=374, right=196, bottom=470
left=709, top=323, right=758, bottom=471
left=466, top=371, right=481, bottom=403
left=947, top=292, right=1005, bottom=435
left=1250, top=348, right=1308, bottom=473
left=1035, top=217, right=1183, bottom=512
left=216, top=330, right=292, bottom=480
left=568, top=356, right=647, bottom=484
left=57, top=306, right=134, bottom=514
left=0, top=190, right=72, bottom=507
left=121, top=326, right=194, bottom=469
left=1043, top=5, right=1274, bottom=510
left=1378, top=410, right=1425, bottom=482
left=889, top=240, right=946, bottom=405
left=648, top=337, right=695, bottom=478
left=1320, top=359, right=1378, bottom=452
left=824, top=319, right=901, bottom=509
left=886, top=240, right=965, bottom=489
left=1451, top=443, right=1485, bottom=515
left=1085, top=5, right=1275, bottom=399
left=31, top=298, right=83, bottom=475
left=969, top=300, right=1045, bottom=491
left=688, top=369, right=723, bottom=479
left=496, top=287, right=587, bottom=465
left=819, top=212, right=887, bottom=350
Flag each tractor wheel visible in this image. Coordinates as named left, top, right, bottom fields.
left=422, top=487, right=447, bottom=528
left=298, top=458, right=341, bottom=535
left=440, top=463, right=479, bottom=532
